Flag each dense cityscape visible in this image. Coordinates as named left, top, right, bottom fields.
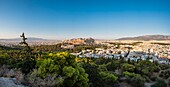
left=71, top=40, right=170, bottom=64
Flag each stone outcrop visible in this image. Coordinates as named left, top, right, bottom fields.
left=0, top=65, right=27, bottom=86
left=0, top=77, right=26, bottom=87
left=63, top=38, right=95, bottom=45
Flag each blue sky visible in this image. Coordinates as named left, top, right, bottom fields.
left=0, top=0, right=170, bottom=39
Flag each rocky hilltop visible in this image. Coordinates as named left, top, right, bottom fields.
left=117, top=35, right=170, bottom=40
left=63, top=37, right=95, bottom=45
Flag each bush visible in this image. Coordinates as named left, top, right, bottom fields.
left=130, top=76, right=145, bottom=87
left=159, top=70, right=170, bottom=79
left=99, top=71, right=118, bottom=85
left=37, top=58, right=59, bottom=78
left=121, top=63, right=135, bottom=72
left=154, top=66, right=160, bottom=72
left=159, top=71, right=164, bottom=77
left=123, top=71, right=145, bottom=87
left=94, top=58, right=105, bottom=65
left=136, top=60, right=158, bottom=77
left=159, top=64, right=170, bottom=70
left=106, top=62, right=119, bottom=71
left=20, top=59, right=36, bottom=74
left=98, top=64, right=107, bottom=71
left=164, top=69, right=170, bottom=79
left=151, top=79, right=167, bottom=87
left=150, top=76, right=157, bottom=81
left=142, top=75, right=150, bottom=82
left=123, top=71, right=140, bottom=79
left=29, top=52, right=89, bottom=87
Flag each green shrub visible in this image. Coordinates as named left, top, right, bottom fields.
left=164, top=69, right=170, bottom=79
left=106, top=61, right=119, bottom=71
left=29, top=52, right=89, bottom=87
left=121, top=63, right=135, bottom=72
left=99, top=71, right=118, bottom=85
left=142, top=75, right=150, bottom=82
left=98, top=64, right=107, bottom=71
left=123, top=71, right=145, bottom=87
left=130, top=75, right=145, bottom=87
left=159, top=70, right=170, bottom=79
left=151, top=79, right=167, bottom=87
left=136, top=60, right=159, bottom=77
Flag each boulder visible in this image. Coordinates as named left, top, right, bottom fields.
left=0, top=77, right=26, bottom=87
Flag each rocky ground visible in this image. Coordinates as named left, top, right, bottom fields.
left=0, top=77, right=26, bottom=87
left=0, top=65, right=27, bottom=87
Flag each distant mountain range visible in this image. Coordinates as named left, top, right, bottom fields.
left=0, top=37, right=56, bottom=42
left=117, top=35, right=170, bottom=40
left=1, top=35, right=170, bottom=42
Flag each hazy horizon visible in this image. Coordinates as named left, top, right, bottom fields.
left=0, top=34, right=170, bottom=41
left=0, top=0, right=170, bottom=39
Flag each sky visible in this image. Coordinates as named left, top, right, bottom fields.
left=0, top=0, right=170, bottom=39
